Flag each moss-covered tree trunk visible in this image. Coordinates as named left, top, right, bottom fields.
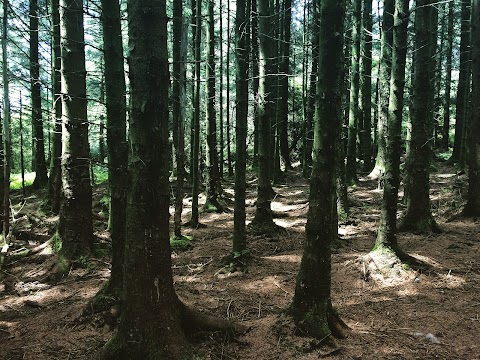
left=89, top=0, right=128, bottom=306
left=30, top=0, right=48, bottom=188
left=251, top=0, right=276, bottom=230
left=442, top=0, right=454, bottom=151
left=204, top=0, right=223, bottom=212
left=58, top=0, right=93, bottom=269
left=374, top=0, right=409, bottom=256
left=48, top=0, right=62, bottom=213
left=290, top=0, right=347, bottom=341
left=189, top=0, right=201, bottom=227
left=362, top=0, right=373, bottom=172
left=233, top=0, right=249, bottom=258
left=464, top=0, right=480, bottom=217
left=369, top=0, right=394, bottom=179
left=451, top=0, right=471, bottom=163
left=399, top=0, right=439, bottom=233
left=173, top=0, right=187, bottom=237
left=346, top=0, right=361, bottom=185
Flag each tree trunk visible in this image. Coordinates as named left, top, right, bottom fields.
left=399, top=0, right=440, bottom=233
left=369, top=0, right=394, bottom=179
left=451, top=0, right=471, bottom=163
left=226, top=0, right=234, bottom=177
left=362, top=0, right=373, bottom=172
left=290, top=0, right=348, bottom=341
left=189, top=0, right=202, bottom=227
left=204, top=0, right=223, bottom=212
left=58, top=0, right=94, bottom=270
left=233, top=0, right=249, bottom=259
left=374, top=0, right=409, bottom=256
left=48, top=0, right=62, bottom=213
left=251, top=0, right=276, bottom=231
left=442, top=0, right=454, bottom=151
left=173, top=0, right=187, bottom=237
left=346, top=0, right=361, bottom=184
left=30, top=0, right=48, bottom=188
left=252, top=0, right=259, bottom=169
left=2, top=0, right=11, bottom=239
left=463, top=0, right=480, bottom=216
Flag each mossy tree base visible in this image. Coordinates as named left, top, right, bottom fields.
left=247, top=219, right=284, bottom=237
left=398, top=213, right=441, bottom=234
left=83, top=280, right=122, bottom=317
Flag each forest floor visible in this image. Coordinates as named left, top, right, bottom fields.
left=0, top=161, right=479, bottom=359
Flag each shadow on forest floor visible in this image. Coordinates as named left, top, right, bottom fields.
left=1, top=162, right=479, bottom=359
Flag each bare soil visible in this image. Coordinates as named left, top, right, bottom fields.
left=1, top=163, right=479, bottom=359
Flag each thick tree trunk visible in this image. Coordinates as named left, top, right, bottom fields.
left=290, top=0, right=348, bottom=341
left=362, top=0, right=373, bottom=172
left=374, top=0, right=409, bottom=256
left=233, top=0, right=249, bottom=259
left=442, top=0, right=454, bottom=151
left=463, top=0, right=480, bottom=217
left=58, top=0, right=94, bottom=269
left=451, top=0, right=471, bottom=163
left=369, top=0, right=394, bottom=179
left=400, top=0, right=439, bottom=233
left=30, top=0, right=48, bottom=188
left=48, top=0, right=62, bottom=213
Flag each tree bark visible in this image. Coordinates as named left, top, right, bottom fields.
left=290, top=0, right=348, bottom=341
left=463, top=0, right=480, bottom=216
left=58, top=0, right=94, bottom=269
left=442, top=0, right=454, bottom=151
left=362, top=0, right=373, bottom=172
left=400, top=0, right=440, bottom=233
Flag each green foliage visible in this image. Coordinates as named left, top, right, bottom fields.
left=10, top=172, right=35, bottom=190
left=93, top=164, right=109, bottom=184
left=50, top=232, right=62, bottom=253
left=437, top=150, right=452, bottom=161
left=78, top=255, right=96, bottom=272
left=170, top=235, right=193, bottom=251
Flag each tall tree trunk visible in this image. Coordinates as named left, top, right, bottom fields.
left=204, top=0, right=223, bottom=212
left=374, top=0, right=409, bottom=257
left=251, top=0, right=260, bottom=169
left=400, top=0, right=440, bottom=233
left=2, top=0, right=11, bottom=240
left=451, top=0, right=471, bottom=163
left=463, top=0, right=480, bottom=216
left=48, top=0, right=62, bottom=213
left=278, top=0, right=292, bottom=171
left=251, top=0, right=276, bottom=231
left=173, top=0, right=187, bottom=237
left=58, top=0, right=94, bottom=270
left=442, top=0, right=454, bottom=151
left=346, top=0, right=361, bottom=184
left=233, top=0, right=249, bottom=260
left=369, top=0, right=394, bottom=179
left=30, top=0, right=48, bottom=188
left=88, top=0, right=128, bottom=308
left=189, top=0, right=202, bottom=227
left=362, top=0, right=373, bottom=172
left=290, top=0, right=348, bottom=340
left=219, top=0, right=224, bottom=179
left=226, top=0, right=233, bottom=177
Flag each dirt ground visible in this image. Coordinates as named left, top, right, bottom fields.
left=1, top=162, right=479, bottom=360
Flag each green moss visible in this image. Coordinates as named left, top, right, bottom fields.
left=50, top=232, right=62, bottom=253
left=170, top=235, right=193, bottom=251
left=93, top=164, right=109, bottom=184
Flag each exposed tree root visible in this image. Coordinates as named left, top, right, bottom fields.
left=247, top=219, right=285, bottom=237
left=398, top=214, right=442, bottom=234
left=367, top=166, right=384, bottom=180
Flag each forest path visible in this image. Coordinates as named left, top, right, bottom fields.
left=0, top=163, right=479, bottom=359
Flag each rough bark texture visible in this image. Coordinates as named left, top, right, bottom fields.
left=30, top=0, right=48, bottom=188
left=100, top=0, right=191, bottom=358
left=400, top=0, right=439, bottom=233
left=58, top=0, right=93, bottom=267
left=451, top=0, right=471, bottom=163
left=48, top=0, right=62, bottom=213
left=233, top=0, right=249, bottom=257
left=464, top=0, right=480, bottom=217
left=251, top=0, right=276, bottom=230
left=91, top=0, right=128, bottom=305
left=374, top=0, right=409, bottom=255
left=362, top=0, right=373, bottom=172
left=2, top=0, right=10, bottom=238
left=369, top=0, right=394, bottom=179
left=346, top=0, right=361, bottom=184
left=290, top=0, right=347, bottom=341
left=252, top=0, right=259, bottom=169
left=442, top=0, right=454, bottom=151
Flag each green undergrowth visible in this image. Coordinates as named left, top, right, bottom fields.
left=10, top=172, right=35, bottom=190
left=170, top=234, right=193, bottom=251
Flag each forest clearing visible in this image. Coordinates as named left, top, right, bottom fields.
left=0, top=162, right=479, bottom=360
